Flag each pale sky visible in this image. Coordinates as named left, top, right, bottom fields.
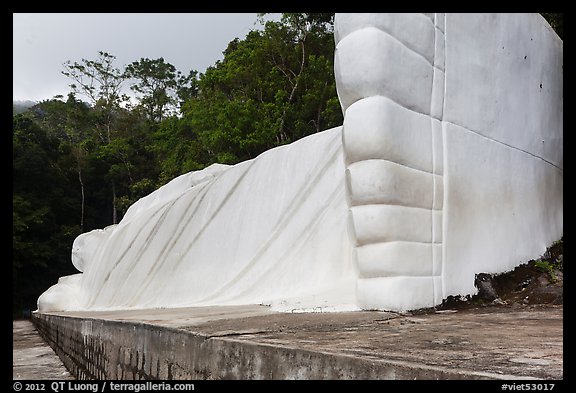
left=13, top=13, right=280, bottom=102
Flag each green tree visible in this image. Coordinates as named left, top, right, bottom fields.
left=179, top=12, right=341, bottom=166
left=151, top=116, right=209, bottom=185
left=62, top=51, right=128, bottom=143
left=62, top=51, right=128, bottom=223
left=31, top=94, right=93, bottom=232
left=124, top=58, right=199, bottom=122
left=13, top=114, right=80, bottom=315
left=95, top=108, right=159, bottom=217
left=125, top=58, right=183, bottom=122
left=175, top=70, right=200, bottom=108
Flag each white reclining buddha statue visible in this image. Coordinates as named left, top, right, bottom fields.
left=38, top=13, right=562, bottom=313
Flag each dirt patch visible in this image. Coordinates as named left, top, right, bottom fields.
left=421, top=238, right=563, bottom=313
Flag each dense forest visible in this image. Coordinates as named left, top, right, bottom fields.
left=13, top=13, right=562, bottom=317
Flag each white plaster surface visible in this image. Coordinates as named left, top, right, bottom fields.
left=38, top=13, right=562, bottom=313
left=342, top=96, right=434, bottom=171
left=443, top=14, right=563, bottom=168
left=442, top=122, right=563, bottom=297
left=335, top=13, right=562, bottom=310
left=39, top=127, right=357, bottom=313
left=335, top=26, right=433, bottom=114
left=37, top=274, right=82, bottom=312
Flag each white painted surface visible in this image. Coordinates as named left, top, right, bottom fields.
left=443, top=13, right=563, bottom=168
left=38, top=13, right=562, bottom=313
left=37, top=274, right=82, bottom=312
left=39, top=127, right=357, bottom=313
left=442, top=122, right=563, bottom=297
left=336, top=12, right=562, bottom=310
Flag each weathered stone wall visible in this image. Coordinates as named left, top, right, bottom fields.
left=33, top=315, right=107, bottom=380
left=33, top=313, right=208, bottom=380
left=31, top=312, right=502, bottom=380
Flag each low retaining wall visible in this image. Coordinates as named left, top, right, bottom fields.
left=31, top=312, right=500, bottom=380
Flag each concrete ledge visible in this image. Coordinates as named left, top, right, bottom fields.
left=31, top=305, right=562, bottom=380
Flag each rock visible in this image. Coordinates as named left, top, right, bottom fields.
left=475, top=273, right=499, bottom=301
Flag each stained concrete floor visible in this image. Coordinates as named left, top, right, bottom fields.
left=45, top=303, right=563, bottom=380
left=13, top=320, right=73, bottom=380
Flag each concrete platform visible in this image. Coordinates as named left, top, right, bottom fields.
left=13, top=320, right=73, bottom=380
left=32, top=304, right=563, bottom=380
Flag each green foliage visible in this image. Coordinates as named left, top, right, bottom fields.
left=531, top=237, right=563, bottom=281
left=533, top=260, right=556, bottom=279
left=124, top=58, right=198, bottom=122
left=62, top=51, right=128, bottom=111
left=178, top=12, right=341, bottom=166
left=13, top=114, right=81, bottom=316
